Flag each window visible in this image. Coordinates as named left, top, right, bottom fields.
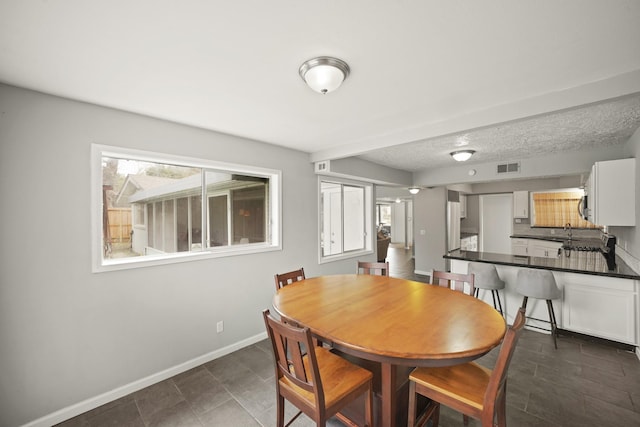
left=92, top=144, right=281, bottom=272
left=319, top=178, right=372, bottom=262
left=531, top=189, right=599, bottom=228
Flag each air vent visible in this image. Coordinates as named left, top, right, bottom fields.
left=497, top=162, right=520, bottom=174
left=314, top=160, right=330, bottom=173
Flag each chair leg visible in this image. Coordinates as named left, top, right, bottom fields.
left=407, top=381, right=417, bottom=427
left=497, top=386, right=507, bottom=427
left=432, top=403, right=440, bottom=427
left=494, top=289, right=504, bottom=316
left=277, top=395, right=285, bottom=427
left=365, top=387, right=373, bottom=427
left=491, top=290, right=497, bottom=311
left=546, top=299, right=558, bottom=349
left=521, top=296, right=528, bottom=310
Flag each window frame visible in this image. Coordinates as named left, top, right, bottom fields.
left=317, top=176, right=373, bottom=264
left=91, top=144, right=281, bottom=273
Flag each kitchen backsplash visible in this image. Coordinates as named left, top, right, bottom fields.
left=512, top=222, right=602, bottom=240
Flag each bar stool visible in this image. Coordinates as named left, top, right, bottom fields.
left=515, top=269, right=562, bottom=349
left=468, top=262, right=505, bottom=316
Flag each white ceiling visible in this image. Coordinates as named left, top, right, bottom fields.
left=1, top=1, right=639, bottom=172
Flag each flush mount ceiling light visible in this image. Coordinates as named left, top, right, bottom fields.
left=450, top=150, right=476, bottom=162
left=408, top=187, right=420, bottom=195
left=299, top=56, right=350, bottom=94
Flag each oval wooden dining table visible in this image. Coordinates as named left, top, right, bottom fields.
left=272, top=274, right=506, bottom=427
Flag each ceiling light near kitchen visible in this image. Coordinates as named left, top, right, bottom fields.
left=450, top=150, right=475, bottom=162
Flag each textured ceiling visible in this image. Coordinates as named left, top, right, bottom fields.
left=358, top=94, right=640, bottom=171
left=1, top=1, right=639, bottom=172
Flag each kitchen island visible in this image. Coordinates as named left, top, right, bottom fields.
left=444, top=249, right=640, bottom=351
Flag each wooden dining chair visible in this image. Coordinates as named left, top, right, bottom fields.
left=407, top=308, right=526, bottom=427
left=274, top=267, right=305, bottom=291
left=262, top=309, right=373, bottom=427
left=357, top=261, right=390, bottom=276
left=431, top=270, right=475, bottom=295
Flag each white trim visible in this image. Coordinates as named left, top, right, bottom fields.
left=91, top=144, right=282, bottom=273
left=20, top=332, right=268, bottom=427
left=317, top=176, right=373, bottom=264
left=415, top=269, right=432, bottom=277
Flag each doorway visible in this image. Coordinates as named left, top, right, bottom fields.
left=479, top=193, right=513, bottom=254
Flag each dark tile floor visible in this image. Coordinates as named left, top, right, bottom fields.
left=56, top=246, right=640, bottom=427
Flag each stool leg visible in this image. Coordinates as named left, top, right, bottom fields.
left=474, top=288, right=479, bottom=298
left=493, top=290, right=504, bottom=316
left=521, top=296, right=528, bottom=310
left=546, top=299, right=558, bottom=349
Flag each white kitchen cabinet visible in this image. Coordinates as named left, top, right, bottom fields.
left=561, top=273, right=637, bottom=345
left=511, top=238, right=529, bottom=256
left=513, top=191, right=529, bottom=218
left=460, top=194, right=467, bottom=218
left=588, top=158, right=636, bottom=226
left=529, top=240, right=562, bottom=258
left=511, top=238, right=561, bottom=258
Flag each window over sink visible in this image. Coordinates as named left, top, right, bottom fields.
left=531, top=189, right=599, bottom=229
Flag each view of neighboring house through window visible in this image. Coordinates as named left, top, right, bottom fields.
left=93, top=145, right=280, bottom=271
left=320, top=179, right=372, bottom=261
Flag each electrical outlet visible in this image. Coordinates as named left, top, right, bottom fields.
left=216, top=321, right=224, bottom=333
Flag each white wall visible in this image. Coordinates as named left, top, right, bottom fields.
left=391, top=202, right=406, bottom=246
left=0, top=84, right=362, bottom=427
left=413, top=187, right=447, bottom=275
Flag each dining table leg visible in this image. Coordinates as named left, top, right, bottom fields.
left=380, top=362, right=397, bottom=427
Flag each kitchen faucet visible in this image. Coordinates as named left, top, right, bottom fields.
left=564, top=223, right=572, bottom=241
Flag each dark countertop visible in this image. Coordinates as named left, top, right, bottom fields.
left=444, top=249, right=640, bottom=280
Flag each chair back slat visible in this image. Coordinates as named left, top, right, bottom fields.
left=431, top=270, right=475, bottom=295
left=357, top=261, right=390, bottom=276
left=274, top=268, right=306, bottom=291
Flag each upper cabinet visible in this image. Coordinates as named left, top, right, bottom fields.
left=588, top=158, right=636, bottom=226
left=513, top=190, right=529, bottom=218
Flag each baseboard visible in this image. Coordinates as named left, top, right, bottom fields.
left=414, top=269, right=431, bottom=277
left=21, top=331, right=268, bottom=427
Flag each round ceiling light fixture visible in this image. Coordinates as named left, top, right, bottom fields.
left=408, top=187, right=420, bottom=195
left=299, top=56, right=350, bottom=94
left=450, top=150, right=476, bottom=162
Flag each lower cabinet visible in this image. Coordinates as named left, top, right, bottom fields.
left=511, top=238, right=562, bottom=258
left=561, top=273, right=637, bottom=345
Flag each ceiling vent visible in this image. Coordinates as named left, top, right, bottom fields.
left=496, top=162, right=520, bottom=174
left=314, top=160, right=331, bottom=173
